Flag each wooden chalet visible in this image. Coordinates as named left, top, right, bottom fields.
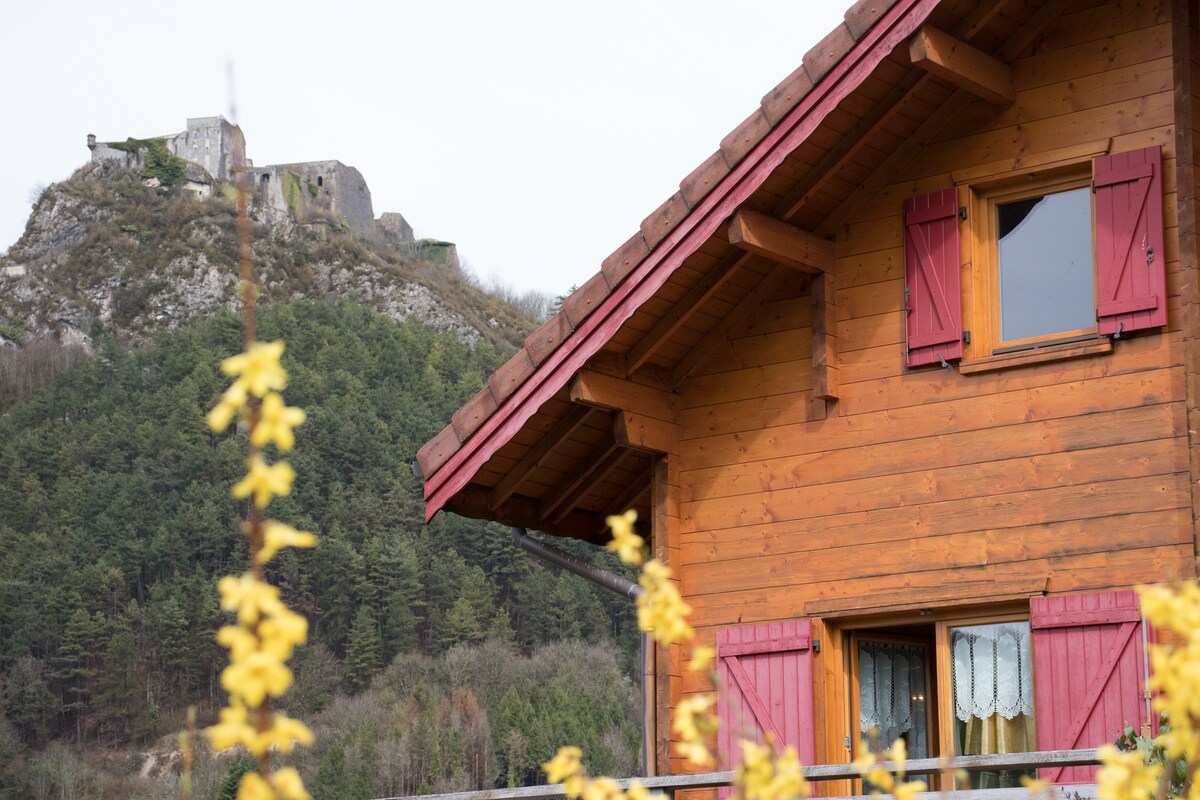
left=418, top=0, right=1200, bottom=790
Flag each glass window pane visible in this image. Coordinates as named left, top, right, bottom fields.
left=856, top=640, right=929, bottom=758
left=997, top=186, right=1094, bottom=342
left=950, top=622, right=1036, bottom=789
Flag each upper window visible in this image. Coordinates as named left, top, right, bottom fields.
left=902, top=146, right=1166, bottom=369
left=995, top=185, right=1094, bottom=345
left=974, top=172, right=1096, bottom=355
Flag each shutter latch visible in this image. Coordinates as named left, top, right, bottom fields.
left=1147, top=246, right=1154, bottom=263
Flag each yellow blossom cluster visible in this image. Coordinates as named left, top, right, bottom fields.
left=542, top=746, right=658, bottom=800
left=1086, top=582, right=1200, bottom=800
left=737, top=739, right=810, bottom=800
left=606, top=510, right=645, bottom=565
left=605, top=511, right=694, bottom=649
left=1138, top=583, right=1200, bottom=762
left=207, top=339, right=317, bottom=800
left=1096, top=745, right=1163, bottom=800
left=852, top=739, right=926, bottom=800
left=674, top=694, right=717, bottom=768
left=638, top=559, right=694, bottom=646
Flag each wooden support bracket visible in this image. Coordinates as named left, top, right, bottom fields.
left=728, top=209, right=835, bottom=273
left=614, top=409, right=677, bottom=455
left=570, top=369, right=678, bottom=423
left=908, top=25, right=1014, bottom=105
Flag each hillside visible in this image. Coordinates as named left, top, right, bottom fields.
left=0, top=301, right=641, bottom=798
left=0, top=161, right=536, bottom=353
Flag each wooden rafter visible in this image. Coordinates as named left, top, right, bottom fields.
left=610, top=464, right=652, bottom=517
left=776, top=71, right=926, bottom=222
left=671, top=264, right=796, bottom=387
left=728, top=209, right=836, bottom=273
left=487, top=404, right=594, bottom=510
left=777, top=0, right=1010, bottom=225
left=538, top=433, right=626, bottom=523
left=625, top=250, right=752, bottom=376
left=908, top=25, right=1014, bottom=105
left=815, top=0, right=1075, bottom=238
left=452, top=484, right=609, bottom=543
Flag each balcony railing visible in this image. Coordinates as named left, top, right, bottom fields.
left=373, top=748, right=1103, bottom=800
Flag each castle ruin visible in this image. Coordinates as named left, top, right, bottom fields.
left=86, top=116, right=450, bottom=259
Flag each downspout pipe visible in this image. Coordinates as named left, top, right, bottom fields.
left=510, top=527, right=654, bottom=776
left=510, top=527, right=642, bottom=599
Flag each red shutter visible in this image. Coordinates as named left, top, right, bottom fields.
left=1031, top=591, right=1150, bottom=784
left=903, top=188, right=963, bottom=368
left=716, top=618, right=815, bottom=788
left=1094, top=146, right=1166, bottom=336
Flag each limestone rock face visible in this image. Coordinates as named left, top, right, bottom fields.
left=0, top=166, right=533, bottom=353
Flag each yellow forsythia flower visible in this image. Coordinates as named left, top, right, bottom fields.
left=222, top=340, right=288, bottom=397
left=256, top=521, right=317, bottom=564
left=218, top=574, right=287, bottom=626
left=673, top=693, right=716, bottom=766
left=544, top=746, right=584, bottom=784
left=208, top=381, right=249, bottom=432
left=237, top=772, right=274, bottom=800
left=688, top=645, right=716, bottom=672
left=252, top=392, right=306, bottom=451
left=637, top=559, right=693, bottom=645
left=737, top=740, right=810, bottom=800
left=1097, top=745, right=1161, bottom=800
left=221, top=650, right=294, bottom=708
left=232, top=455, right=295, bottom=508
left=270, top=767, right=312, bottom=800
left=605, top=510, right=644, bottom=565
left=1021, top=775, right=1053, bottom=799
left=893, top=780, right=927, bottom=800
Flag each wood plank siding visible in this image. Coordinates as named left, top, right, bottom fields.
left=668, top=0, right=1193, bottom=774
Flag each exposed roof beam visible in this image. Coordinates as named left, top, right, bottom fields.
left=451, top=484, right=609, bottom=544
left=487, top=404, right=595, bottom=510
left=570, top=369, right=678, bottom=423
left=538, top=434, right=627, bottom=523
left=624, top=250, right=752, bottom=376
left=671, top=264, right=797, bottom=387
left=815, top=0, right=1074, bottom=238
left=728, top=209, right=835, bottom=273
left=776, top=71, right=926, bottom=222
left=776, top=0, right=1009, bottom=224
left=908, top=25, right=1014, bottom=105
left=609, top=465, right=652, bottom=517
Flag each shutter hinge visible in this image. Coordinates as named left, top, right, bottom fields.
left=844, top=736, right=852, bottom=751
left=959, top=206, right=967, bottom=221
left=963, top=330, right=971, bottom=344
left=812, top=638, right=820, bottom=654
left=904, top=285, right=912, bottom=314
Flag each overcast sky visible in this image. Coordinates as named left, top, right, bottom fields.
left=1, top=1, right=849, bottom=299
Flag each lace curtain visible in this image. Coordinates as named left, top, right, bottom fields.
left=858, top=641, right=929, bottom=757
left=951, top=623, right=1033, bottom=722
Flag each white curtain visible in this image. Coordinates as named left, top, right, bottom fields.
left=951, top=623, right=1033, bottom=722
left=858, top=641, right=929, bottom=757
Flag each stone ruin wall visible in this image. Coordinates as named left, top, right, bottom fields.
left=87, top=117, right=421, bottom=249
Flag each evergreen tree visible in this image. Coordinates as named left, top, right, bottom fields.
left=343, top=606, right=383, bottom=694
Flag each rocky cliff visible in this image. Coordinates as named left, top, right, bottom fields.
left=0, top=161, right=532, bottom=352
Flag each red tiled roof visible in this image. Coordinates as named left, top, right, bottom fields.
left=418, top=0, right=932, bottom=520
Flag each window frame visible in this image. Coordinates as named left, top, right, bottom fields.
left=966, top=165, right=1100, bottom=362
